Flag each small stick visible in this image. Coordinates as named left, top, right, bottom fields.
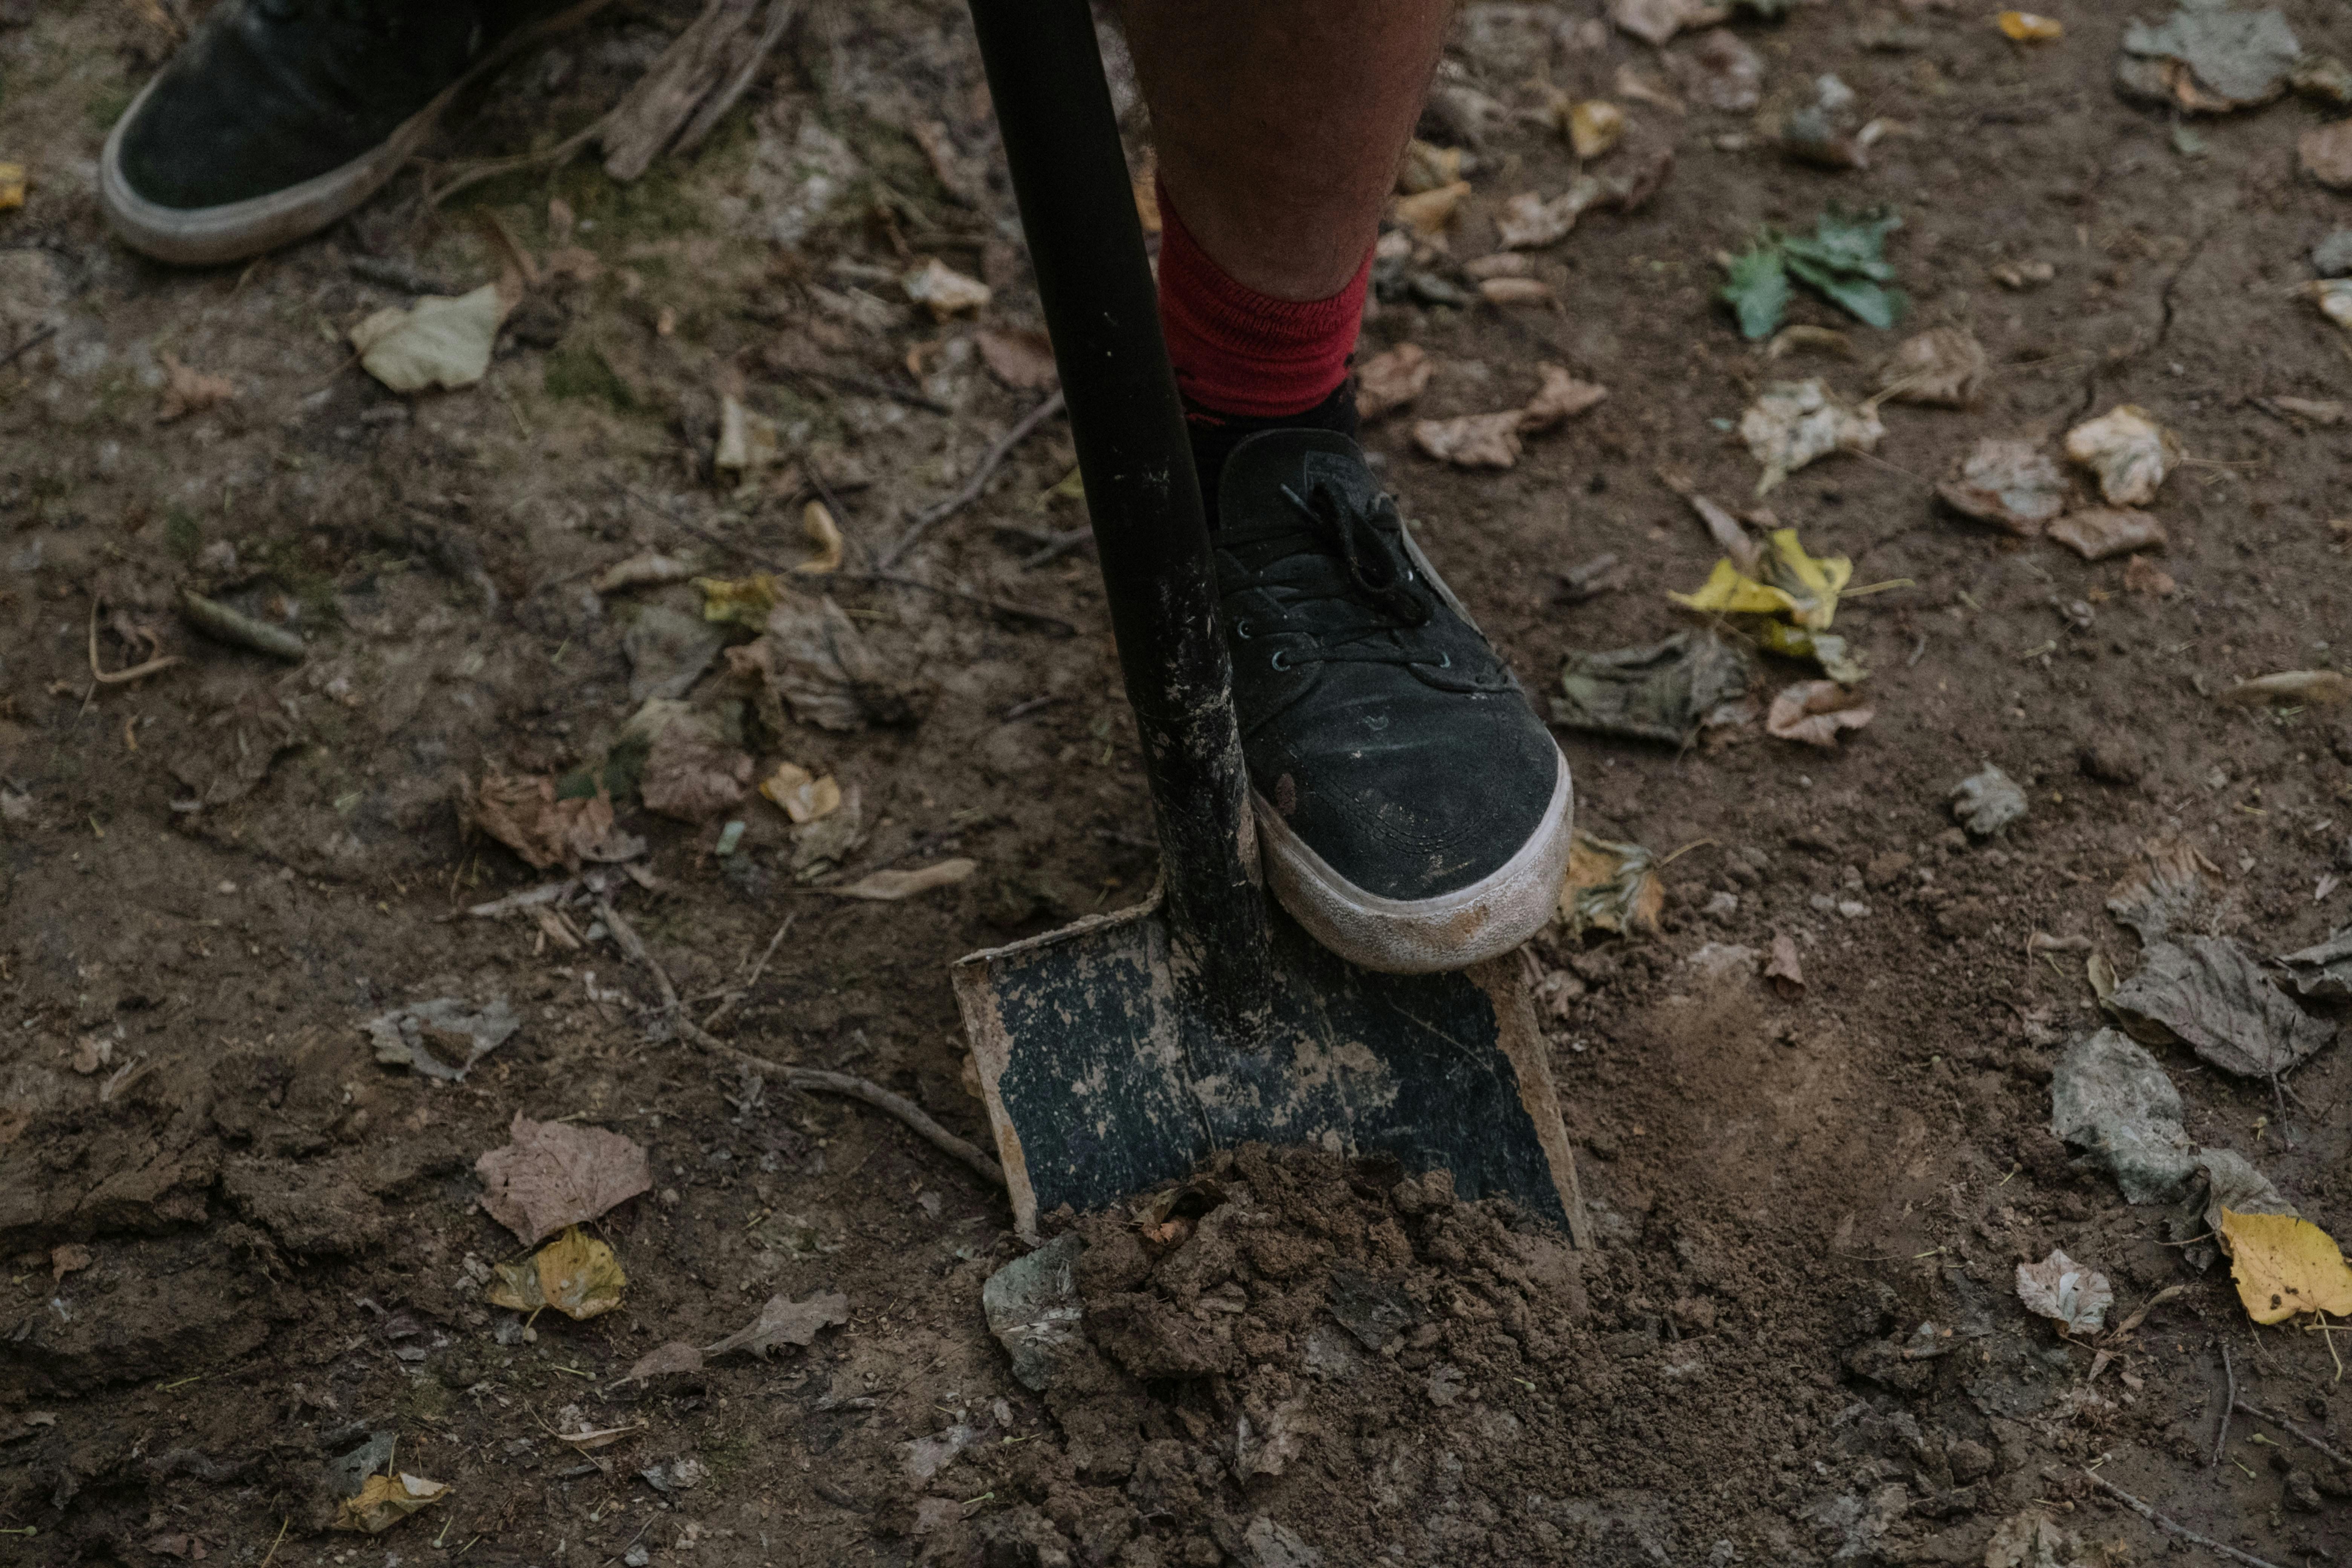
left=179, top=588, right=305, bottom=662
left=1020, top=527, right=1094, bottom=571
left=595, top=898, right=679, bottom=1011
left=2075, top=1470, right=2285, bottom=1568
left=687, top=1031, right=1004, bottom=1188
left=775, top=366, right=954, bottom=416
left=844, top=571, right=1078, bottom=635
left=2233, top=1398, right=2352, bottom=1468
left=701, top=913, right=794, bottom=1030
left=87, top=602, right=180, bottom=686
left=0, top=323, right=58, bottom=372
left=882, top=389, right=1067, bottom=566
left=2213, top=1340, right=2236, bottom=1467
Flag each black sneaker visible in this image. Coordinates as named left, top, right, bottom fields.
left=101, top=0, right=605, bottom=265
left=1215, top=430, right=1574, bottom=974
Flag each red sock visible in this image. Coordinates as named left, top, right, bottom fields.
left=1155, top=178, right=1370, bottom=420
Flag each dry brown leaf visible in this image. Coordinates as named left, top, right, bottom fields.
left=736, top=596, right=925, bottom=733
left=1672, top=28, right=1764, bottom=113
left=2122, top=554, right=2176, bottom=597
left=706, top=1289, right=851, bottom=1358
left=900, top=257, right=990, bottom=320
left=2046, top=508, right=2168, bottom=562
left=1519, top=364, right=1608, bottom=428
left=1412, top=411, right=1528, bottom=469
left=2309, top=279, right=2352, bottom=334
left=1462, top=253, right=1535, bottom=281
left=2223, top=669, right=2352, bottom=706
left=1876, top=326, right=1987, bottom=407
left=465, top=774, right=646, bottom=871
left=1935, top=438, right=2064, bottom=535
left=1479, top=277, right=1556, bottom=308
left=1614, top=64, right=1685, bottom=112
left=832, top=858, right=977, bottom=900
left=2218, top=1210, right=2352, bottom=1324
left=625, top=1341, right=706, bottom=1381
left=2064, top=405, right=2177, bottom=506
left=1493, top=185, right=1597, bottom=250
left=638, top=714, right=753, bottom=824
left=336, top=1473, right=449, bottom=1534
left=2015, top=1248, right=2112, bottom=1335
left=973, top=328, right=1058, bottom=390
left=350, top=284, right=510, bottom=393
left=157, top=353, right=234, bottom=423
left=1397, top=139, right=1465, bottom=195
left=1355, top=343, right=1432, bottom=420
left=1559, top=833, right=1664, bottom=939
left=2266, top=395, right=2346, bottom=424
left=1741, top=380, right=1884, bottom=495
left=1766, top=680, right=1874, bottom=747
left=2301, top=119, right=2352, bottom=189
left=1611, top=0, right=1728, bottom=47
left=1764, top=935, right=1804, bottom=999
left=50, top=1243, right=92, bottom=1284
left=2106, top=935, right=2336, bottom=1078
left=795, top=501, right=844, bottom=574
left=1392, top=180, right=1472, bottom=239
left=486, top=1225, right=627, bottom=1320
left=593, top=553, right=698, bottom=594
left=475, top=1113, right=653, bottom=1245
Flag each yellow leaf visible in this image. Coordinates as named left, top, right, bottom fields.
left=1559, top=833, right=1663, bottom=938
left=1996, top=11, right=2063, bottom=41
left=0, top=162, right=24, bottom=213
left=694, top=574, right=780, bottom=628
left=335, top=1473, right=449, bottom=1534
left=485, top=1226, right=627, bottom=1320
left=1668, top=530, right=1854, bottom=631
left=794, top=502, right=843, bottom=575
left=2219, top=1210, right=2352, bottom=1325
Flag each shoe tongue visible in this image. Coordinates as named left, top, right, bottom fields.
left=1217, top=429, right=1384, bottom=536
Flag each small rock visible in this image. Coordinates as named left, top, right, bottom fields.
left=1863, top=851, right=1913, bottom=889
left=2285, top=1468, right=2323, bottom=1511
left=2078, top=737, right=2143, bottom=786
left=624, top=1547, right=651, bottom=1568
left=2317, top=230, right=2352, bottom=278
left=1946, top=1438, right=1994, bottom=1484
left=1950, top=764, right=2028, bottom=838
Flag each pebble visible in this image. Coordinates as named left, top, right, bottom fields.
left=2077, top=737, right=2143, bottom=786
left=2315, top=229, right=2352, bottom=278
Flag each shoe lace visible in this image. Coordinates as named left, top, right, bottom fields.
left=1237, top=479, right=1453, bottom=672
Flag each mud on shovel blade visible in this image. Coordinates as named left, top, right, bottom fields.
left=952, top=0, right=1591, bottom=1247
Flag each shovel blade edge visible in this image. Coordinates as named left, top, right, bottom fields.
left=953, top=894, right=1590, bottom=1246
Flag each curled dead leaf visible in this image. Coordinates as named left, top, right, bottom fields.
left=1875, top=326, right=1986, bottom=407
left=831, top=858, right=977, bottom=900
left=475, top=1112, right=653, bottom=1245
left=1355, top=343, right=1432, bottom=420
left=1935, top=438, right=2064, bottom=535
left=1392, top=181, right=1471, bottom=239
left=486, top=1225, right=628, bottom=1320
left=900, top=257, right=990, bottom=320
left=1765, top=680, right=1874, bottom=747
left=2046, top=508, right=2167, bottom=562
left=2064, top=405, right=2177, bottom=507
left=157, top=353, right=234, bottom=423
left=795, top=501, right=844, bottom=574
left=336, top=1473, right=449, bottom=1534
left=2015, top=1248, right=2112, bottom=1335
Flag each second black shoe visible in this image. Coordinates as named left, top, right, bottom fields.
left=1215, top=430, right=1574, bottom=974
left=101, top=0, right=606, bottom=265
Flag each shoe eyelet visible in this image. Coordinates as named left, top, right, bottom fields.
left=1234, top=620, right=1253, bottom=640
left=1270, top=650, right=1291, bottom=672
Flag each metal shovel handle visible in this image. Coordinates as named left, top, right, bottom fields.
left=965, top=0, right=1274, bottom=1010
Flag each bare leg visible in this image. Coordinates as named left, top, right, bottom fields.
left=1118, top=0, right=1455, bottom=302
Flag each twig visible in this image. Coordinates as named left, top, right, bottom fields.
left=0, top=323, right=58, bottom=372
left=2074, top=1470, right=2285, bottom=1568
left=701, top=913, right=794, bottom=1030
left=87, top=601, right=181, bottom=686
left=2233, top=1398, right=2352, bottom=1467
left=1020, top=527, right=1094, bottom=571
left=598, top=893, right=1002, bottom=1186
left=425, top=113, right=616, bottom=209
left=179, top=588, right=305, bottom=662
left=257, top=1518, right=289, bottom=1568
left=595, top=898, right=679, bottom=1011
left=882, top=390, right=1066, bottom=566
left=844, top=570, right=1077, bottom=635
left=684, top=1031, right=1005, bottom=1188
left=2213, top=1341, right=2236, bottom=1467
left=774, top=366, right=955, bottom=416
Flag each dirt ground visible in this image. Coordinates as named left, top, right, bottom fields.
left=6, top=0, right=2352, bottom=1563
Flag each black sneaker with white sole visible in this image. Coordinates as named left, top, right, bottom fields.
left=1215, top=429, right=1574, bottom=974
left=101, top=0, right=605, bottom=265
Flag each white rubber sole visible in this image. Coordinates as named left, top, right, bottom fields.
left=1254, top=745, right=1575, bottom=975
left=99, top=0, right=610, bottom=266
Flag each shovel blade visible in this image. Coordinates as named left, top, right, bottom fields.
left=954, top=893, right=1591, bottom=1245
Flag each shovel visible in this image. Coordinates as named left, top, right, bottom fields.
left=953, top=0, right=1592, bottom=1249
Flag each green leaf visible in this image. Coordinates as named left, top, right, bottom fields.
left=1782, top=252, right=1908, bottom=329
left=1787, top=207, right=1903, bottom=279
left=1720, top=247, right=1792, bottom=340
